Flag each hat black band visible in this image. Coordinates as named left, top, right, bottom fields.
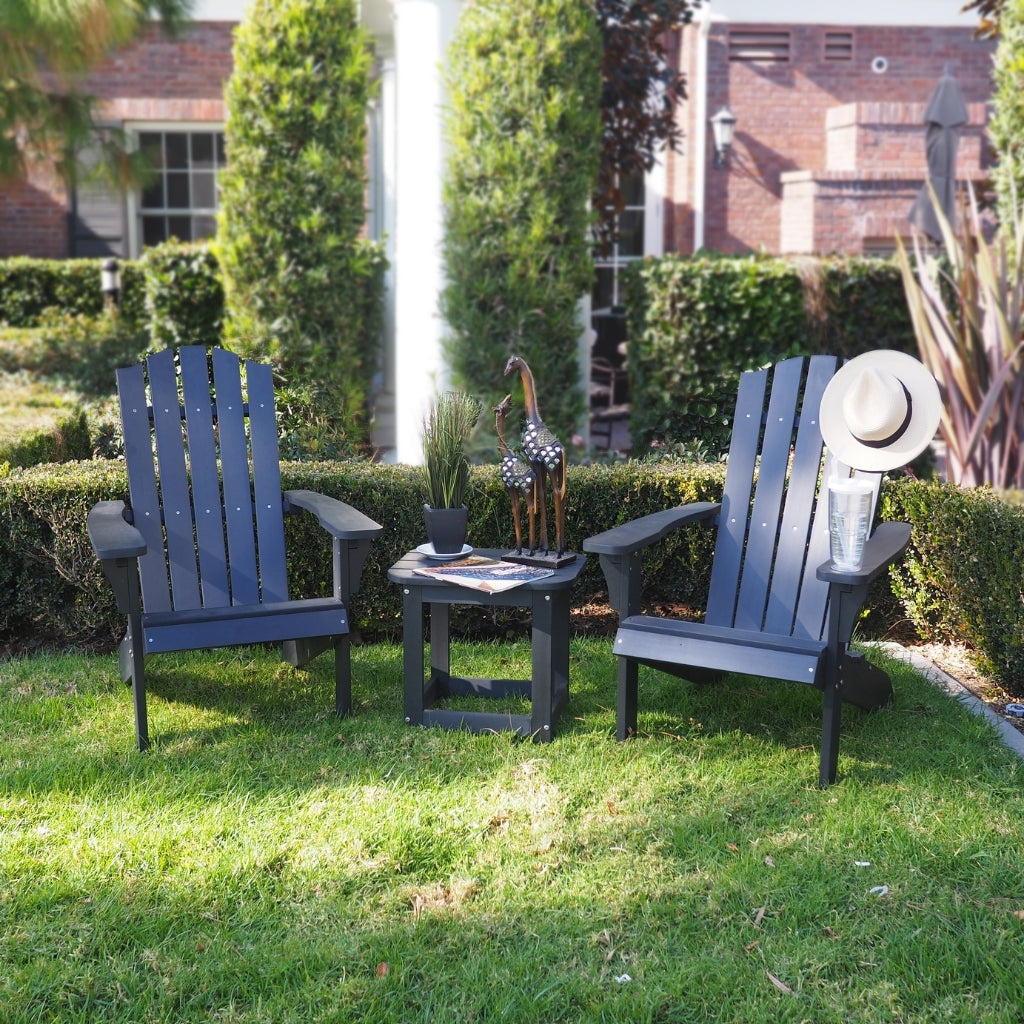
left=855, top=383, right=913, bottom=449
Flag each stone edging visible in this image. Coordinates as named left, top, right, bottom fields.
left=870, top=641, right=1024, bottom=761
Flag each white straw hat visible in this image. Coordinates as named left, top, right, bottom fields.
left=819, top=350, right=941, bottom=472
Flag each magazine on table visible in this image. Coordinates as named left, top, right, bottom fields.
left=413, top=555, right=554, bottom=593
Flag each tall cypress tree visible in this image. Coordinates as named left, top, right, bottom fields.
left=440, top=0, right=603, bottom=443
left=217, top=0, right=377, bottom=443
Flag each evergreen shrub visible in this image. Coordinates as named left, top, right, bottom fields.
left=441, top=0, right=603, bottom=444
left=623, top=253, right=917, bottom=454
left=142, top=240, right=224, bottom=351
left=217, top=0, right=381, bottom=447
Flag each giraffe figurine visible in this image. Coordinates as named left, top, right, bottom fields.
left=494, top=394, right=537, bottom=555
left=503, top=354, right=568, bottom=558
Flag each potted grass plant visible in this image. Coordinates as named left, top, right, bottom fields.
left=421, top=390, right=482, bottom=554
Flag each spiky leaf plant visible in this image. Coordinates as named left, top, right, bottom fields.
left=897, top=187, right=1024, bottom=488
left=422, top=391, right=482, bottom=509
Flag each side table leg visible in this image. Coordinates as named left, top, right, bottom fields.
left=531, top=591, right=563, bottom=741
left=429, top=601, right=451, bottom=690
left=402, top=586, right=425, bottom=726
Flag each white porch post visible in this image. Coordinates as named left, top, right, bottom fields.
left=390, top=0, right=462, bottom=464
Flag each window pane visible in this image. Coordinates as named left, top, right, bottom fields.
left=618, top=210, right=644, bottom=257
left=191, top=133, right=214, bottom=169
left=166, top=172, right=190, bottom=208
left=592, top=266, right=615, bottom=311
left=193, top=214, right=217, bottom=240
left=139, top=133, right=163, bottom=167
left=165, top=133, right=189, bottom=169
left=142, top=216, right=167, bottom=247
left=141, top=176, right=164, bottom=210
left=191, top=170, right=215, bottom=209
left=168, top=215, right=192, bottom=241
left=621, top=172, right=644, bottom=208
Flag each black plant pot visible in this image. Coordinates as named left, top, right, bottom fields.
left=423, top=505, right=469, bottom=554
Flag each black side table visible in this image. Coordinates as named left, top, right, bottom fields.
left=387, top=549, right=586, bottom=740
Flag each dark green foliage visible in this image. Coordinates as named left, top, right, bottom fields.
left=0, top=256, right=145, bottom=328
left=0, top=459, right=727, bottom=650
left=0, top=310, right=147, bottom=396
left=883, top=480, right=1024, bottom=693
left=141, top=240, right=224, bottom=351
left=624, top=254, right=917, bottom=454
left=10, top=461, right=1024, bottom=698
left=217, top=0, right=381, bottom=447
left=441, top=0, right=603, bottom=444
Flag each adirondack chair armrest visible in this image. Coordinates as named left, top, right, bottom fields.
left=583, top=502, right=720, bottom=557
left=583, top=502, right=720, bottom=618
left=87, top=500, right=146, bottom=561
left=88, top=500, right=146, bottom=615
left=282, top=490, right=383, bottom=539
left=283, top=489, right=383, bottom=599
left=815, top=520, right=912, bottom=587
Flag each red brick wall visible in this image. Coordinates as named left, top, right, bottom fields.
left=673, top=23, right=996, bottom=255
left=0, top=23, right=233, bottom=260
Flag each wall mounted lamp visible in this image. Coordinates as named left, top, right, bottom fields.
left=710, top=107, right=737, bottom=169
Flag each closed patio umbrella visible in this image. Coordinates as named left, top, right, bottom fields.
left=908, top=64, right=969, bottom=241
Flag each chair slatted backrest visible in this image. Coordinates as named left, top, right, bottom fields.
left=117, top=346, right=289, bottom=613
left=704, top=355, right=880, bottom=643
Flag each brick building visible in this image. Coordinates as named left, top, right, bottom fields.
left=670, top=12, right=995, bottom=257
left=0, top=0, right=996, bottom=460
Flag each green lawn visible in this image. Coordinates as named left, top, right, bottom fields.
left=0, top=370, right=79, bottom=444
left=2, top=638, right=1022, bottom=1022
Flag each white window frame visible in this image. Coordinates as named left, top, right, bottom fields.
left=125, top=121, right=226, bottom=256
left=593, top=159, right=665, bottom=311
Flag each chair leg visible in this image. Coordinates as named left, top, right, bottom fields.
left=335, top=634, right=352, bottom=717
left=819, top=673, right=842, bottom=788
left=617, top=656, right=638, bottom=740
left=120, top=619, right=149, bottom=752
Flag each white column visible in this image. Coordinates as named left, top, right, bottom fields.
left=390, top=0, right=462, bottom=464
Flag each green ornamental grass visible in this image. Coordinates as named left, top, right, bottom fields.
left=2, top=639, right=1023, bottom=1022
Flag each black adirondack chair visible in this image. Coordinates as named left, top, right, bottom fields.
left=583, top=356, right=912, bottom=786
left=87, top=346, right=383, bottom=750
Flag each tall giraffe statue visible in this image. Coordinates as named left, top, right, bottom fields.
left=503, top=354, right=567, bottom=557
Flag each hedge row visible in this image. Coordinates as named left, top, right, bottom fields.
left=4, top=460, right=1024, bottom=696
left=0, top=256, right=146, bottom=328
left=623, top=253, right=918, bottom=454
left=0, top=460, right=724, bottom=652
left=882, top=480, right=1024, bottom=690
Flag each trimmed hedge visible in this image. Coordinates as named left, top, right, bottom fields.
left=0, top=256, right=145, bottom=328
left=882, top=480, right=1024, bottom=690
left=5, top=461, right=1024, bottom=699
left=623, top=253, right=917, bottom=454
left=0, top=460, right=725, bottom=651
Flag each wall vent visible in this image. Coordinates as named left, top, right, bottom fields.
left=824, top=31, right=854, bottom=61
left=728, top=31, right=791, bottom=63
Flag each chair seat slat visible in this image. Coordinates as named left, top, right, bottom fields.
left=764, top=356, right=836, bottom=637
left=213, top=349, right=259, bottom=605
left=244, top=357, right=289, bottom=603
left=734, top=358, right=804, bottom=631
left=180, top=346, right=231, bottom=608
left=706, top=368, right=767, bottom=626
left=117, top=362, right=172, bottom=613
left=148, top=349, right=202, bottom=609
